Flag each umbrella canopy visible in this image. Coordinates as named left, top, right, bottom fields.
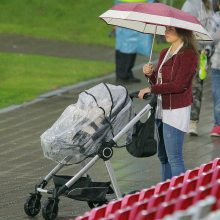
left=99, top=3, right=212, bottom=42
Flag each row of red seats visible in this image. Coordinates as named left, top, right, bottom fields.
left=75, top=158, right=220, bottom=220
left=76, top=179, right=220, bottom=220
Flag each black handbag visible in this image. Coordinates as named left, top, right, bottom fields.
left=126, top=108, right=157, bottom=158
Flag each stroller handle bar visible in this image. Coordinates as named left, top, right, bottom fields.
left=129, top=92, right=157, bottom=108
left=129, top=91, right=149, bottom=100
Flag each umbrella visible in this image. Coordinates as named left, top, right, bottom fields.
left=99, top=3, right=212, bottom=62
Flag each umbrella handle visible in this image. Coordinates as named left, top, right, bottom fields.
left=149, top=25, right=157, bottom=64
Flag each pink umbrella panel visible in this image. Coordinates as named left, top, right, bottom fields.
left=99, top=3, right=212, bottom=41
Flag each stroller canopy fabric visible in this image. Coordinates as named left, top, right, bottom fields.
left=41, top=83, right=134, bottom=164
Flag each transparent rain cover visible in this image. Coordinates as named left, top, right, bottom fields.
left=41, top=83, right=134, bottom=164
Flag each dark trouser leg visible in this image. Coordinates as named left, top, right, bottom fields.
left=127, top=52, right=137, bottom=79
left=190, top=73, right=204, bottom=121
left=115, top=50, right=137, bottom=80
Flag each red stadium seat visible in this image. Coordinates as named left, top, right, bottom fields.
left=88, top=205, right=107, bottom=220
left=128, top=200, right=148, bottom=220
left=198, top=162, right=213, bottom=175
left=169, top=174, right=184, bottom=188
left=154, top=180, right=170, bottom=194
left=75, top=215, right=89, bottom=220
left=196, top=171, right=213, bottom=188
left=105, top=199, right=123, bottom=216
left=99, top=215, right=114, bottom=220
left=147, top=194, right=165, bottom=210
left=155, top=202, right=175, bottom=219
left=165, top=186, right=182, bottom=202
left=174, top=194, right=194, bottom=211
left=212, top=158, right=220, bottom=169
left=136, top=210, right=156, bottom=220
left=121, top=193, right=139, bottom=208
left=211, top=166, right=220, bottom=183
left=138, top=187, right=155, bottom=202
left=193, top=185, right=212, bottom=203
left=183, top=168, right=199, bottom=182
left=110, top=207, right=131, bottom=220
left=181, top=178, right=198, bottom=195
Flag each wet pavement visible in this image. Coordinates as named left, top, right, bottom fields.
left=0, top=34, right=114, bottom=62
left=0, top=57, right=220, bottom=220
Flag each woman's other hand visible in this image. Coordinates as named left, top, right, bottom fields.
left=138, top=87, right=151, bottom=99
left=143, top=63, right=154, bottom=76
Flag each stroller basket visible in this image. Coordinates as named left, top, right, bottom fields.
left=53, top=175, right=112, bottom=202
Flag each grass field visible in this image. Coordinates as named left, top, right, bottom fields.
left=0, top=53, right=114, bottom=108
left=0, top=0, right=185, bottom=47
left=0, top=0, right=114, bottom=46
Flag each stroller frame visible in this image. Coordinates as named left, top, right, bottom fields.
left=24, top=94, right=154, bottom=220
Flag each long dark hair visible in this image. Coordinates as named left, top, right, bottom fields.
left=175, top=28, right=198, bottom=57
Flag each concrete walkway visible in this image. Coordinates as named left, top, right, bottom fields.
left=0, top=58, right=219, bottom=220
left=0, top=34, right=115, bottom=62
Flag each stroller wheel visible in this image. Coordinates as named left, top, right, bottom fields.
left=24, top=194, right=41, bottom=217
left=87, top=200, right=107, bottom=209
left=42, top=198, right=59, bottom=220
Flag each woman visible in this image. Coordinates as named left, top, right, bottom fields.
left=138, top=27, right=198, bottom=181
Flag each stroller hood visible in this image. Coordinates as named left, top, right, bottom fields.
left=41, top=83, right=134, bottom=164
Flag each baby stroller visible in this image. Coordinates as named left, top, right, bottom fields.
left=23, top=83, right=157, bottom=220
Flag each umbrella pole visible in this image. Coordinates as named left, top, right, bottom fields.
left=149, top=25, right=157, bottom=63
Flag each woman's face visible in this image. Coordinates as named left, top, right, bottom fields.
left=165, top=27, right=181, bottom=43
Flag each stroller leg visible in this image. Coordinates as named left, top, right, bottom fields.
left=44, top=155, right=73, bottom=183
left=36, top=165, right=64, bottom=194
left=105, top=160, right=122, bottom=199
left=36, top=156, right=72, bottom=195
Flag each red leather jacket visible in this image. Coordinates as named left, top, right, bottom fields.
left=148, top=47, right=198, bottom=109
